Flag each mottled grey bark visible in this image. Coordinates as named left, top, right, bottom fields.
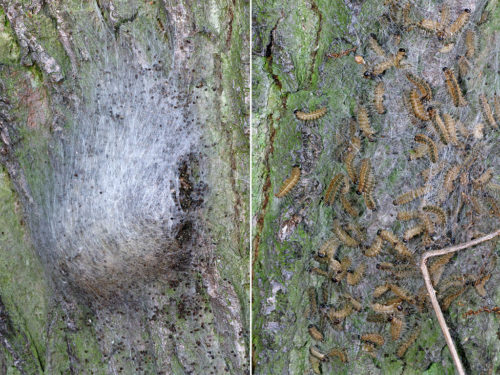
left=0, top=0, right=249, bottom=374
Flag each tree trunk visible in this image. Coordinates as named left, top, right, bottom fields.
left=252, top=0, right=500, bottom=374
left=0, top=0, right=249, bottom=374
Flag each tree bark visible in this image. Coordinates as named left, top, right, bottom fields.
left=0, top=0, right=249, bottom=374
left=252, top=0, right=500, bottom=374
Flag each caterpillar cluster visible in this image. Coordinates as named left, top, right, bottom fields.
left=271, top=2, right=499, bottom=373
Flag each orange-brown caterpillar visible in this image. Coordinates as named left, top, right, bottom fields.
left=463, top=306, right=500, bottom=318
left=473, top=168, right=493, bottom=188
left=335, top=256, right=352, bottom=282
left=363, top=192, right=377, bottom=211
left=295, top=107, right=327, bottom=121
left=361, top=333, right=385, bottom=346
left=388, top=284, right=415, bottom=303
left=372, top=302, right=397, bottom=314
left=443, top=67, right=467, bottom=107
left=347, top=263, right=366, bottom=286
left=457, top=55, right=471, bottom=77
left=419, top=212, right=435, bottom=235
left=390, top=316, right=404, bottom=341
left=364, top=170, right=376, bottom=194
left=325, top=304, right=353, bottom=322
left=368, top=33, right=386, bottom=56
left=371, top=49, right=406, bottom=76
left=474, top=274, right=491, bottom=297
left=310, top=346, right=328, bottom=361
left=309, top=354, right=322, bottom=374
left=393, top=241, right=413, bottom=259
left=328, top=258, right=342, bottom=274
left=428, top=109, right=450, bottom=145
left=374, top=81, right=386, bottom=114
left=378, top=229, right=398, bottom=245
left=318, top=238, right=340, bottom=259
left=344, top=151, right=358, bottom=184
left=409, top=144, right=429, bottom=161
left=422, top=205, right=446, bottom=225
left=365, top=235, right=383, bottom=257
left=340, top=194, right=359, bottom=217
left=441, top=287, right=466, bottom=310
left=409, top=90, right=430, bottom=121
left=479, top=94, right=498, bottom=129
left=373, top=284, right=390, bottom=298
left=276, top=166, right=300, bottom=197
left=310, top=267, right=329, bottom=278
left=414, top=134, right=438, bottom=163
left=444, top=9, right=471, bottom=39
left=358, top=106, right=376, bottom=141
left=442, top=113, right=459, bottom=145
left=344, top=293, right=362, bottom=311
left=324, top=173, right=344, bottom=204
left=357, top=158, right=371, bottom=194
left=429, top=253, right=454, bottom=286
left=397, top=210, right=419, bottom=221
left=418, top=19, right=441, bottom=33
left=406, top=73, right=432, bottom=101
left=376, top=261, right=394, bottom=271
left=443, top=164, right=460, bottom=193
left=333, top=220, right=359, bottom=247
left=403, top=225, right=424, bottom=242
left=308, top=287, right=318, bottom=316
left=327, top=348, right=348, bottom=363
left=308, top=324, right=324, bottom=341
left=396, top=326, right=420, bottom=358
left=465, top=30, right=475, bottom=59
left=346, top=223, right=366, bottom=243
left=393, top=185, right=427, bottom=206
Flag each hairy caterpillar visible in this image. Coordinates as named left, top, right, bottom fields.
left=419, top=212, right=435, bottom=235
left=376, top=262, right=394, bottom=271
left=442, top=113, right=459, bottom=145
left=308, top=287, right=318, bottom=317
left=414, top=134, right=438, bottom=162
left=377, top=229, right=398, bottom=245
left=457, top=55, right=471, bottom=77
left=328, top=258, right=342, bottom=274
left=344, top=151, right=358, bottom=184
left=396, top=326, right=420, bottom=358
left=364, top=170, right=376, bottom=194
left=346, top=223, right=366, bottom=242
left=328, top=348, right=348, bottom=363
left=340, top=194, right=359, bottom=217
left=310, top=346, right=328, bottom=361
left=335, top=257, right=352, bottom=282
left=324, top=173, right=344, bottom=204
left=364, top=191, right=377, bottom=211
left=344, top=293, right=362, bottom=311
left=428, top=109, right=450, bottom=145
left=374, top=81, right=386, bottom=114
left=333, top=220, right=359, bottom=247
left=393, top=241, right=413, bottom=259
left=393, top=185, right=427, bottom=205
left=318, top=238, right=341, bottom=259
left=397, top=210, right=419, bottom=221
left=310, top=267, right=330, bottom=278
left=474, top=274, right=491, bottom=297
left=429, top=253, right=454, bottom=286
left=309, top=355, right=322, bottom=374
left=357, top=158, right=372, bottom=194
left=368, top=33, right=386, bottom=56
left=444, top=9, right=470, bottom=39
left=443, top=164, right=460, bottom=193
left=409, top=144, right=429, bottom=161
left=388, top=284, right=415, bottom=303
left=325, top=304, right=353, bottom=322
left=361, top=333, right=385, bottom=346
left=371, top=49, right=406, bottom=76
left=372, top=302, right=397, bottom=314
left=276, top=166, right=300, bottom=197
left=439, top=43, right=455, bottom=53
left=465, top=30, right=475, bottom=59
left=347, top=263, right=366, bottom=286
left=409, top=90, right=430, bottom=121
left=308, top=324, right=324, bottom=341
left=479, top=94, right=498, bottom=129
left=403, top=225, right=424, bottom=242
left=441, top=286, right=466, bottom=310
left=418, top=19, right=441, bottom=33
left=295, top=107, right=327, bottom=121
left=390, top=316, right=404, bottom=341
left=473, top=168, right=493, bottom=188
left=374, top=284, right=390, bottom=298
left=406, top=73, right=432, bottom=101
left=422, top=205, right=446, bottom=225
left=365, top=235, right=383, bottom=257
left=443, top=67, right=467, bottom=107
left=358, top=106, right=376, bottom=141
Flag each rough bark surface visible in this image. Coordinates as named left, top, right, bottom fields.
left=0, top=0, right=249, bottom=374
left=252, top=0, right=500, bottom=374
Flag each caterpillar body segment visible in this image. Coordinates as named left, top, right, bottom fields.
left=443, top=67, right=467, bottom=107
left=295, top=107, right=327, bottom=121
left=368, top=34, right=386, bottom=57
left=374, top=81, right=386, bottom=114
left=406, top=73, right=432, bottom=101
left=409, top=90, right=430, bottom=121
left=414, top=134, right=438, bottom=162
left=308, top=325, right=324, bottom=341
left=365, top=235, right=383, bottom=257
left=361, top=333, right=385, bottom=346
left=357, top=158, right=372, bottom=194
left=358, top=106, right=376, bottom=141
left=393, top=186, right=427, bottom=205
left=276, top=166, right=301, bottom=197
left=479, top=94, right=498, bottom=129
left=428, top=109, right=450, bottom=145
left=333, top=220, right=359, bottom=247
left=443, top=9, right=471, bottom=39
left=442, top=113, right=459, bottom=145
